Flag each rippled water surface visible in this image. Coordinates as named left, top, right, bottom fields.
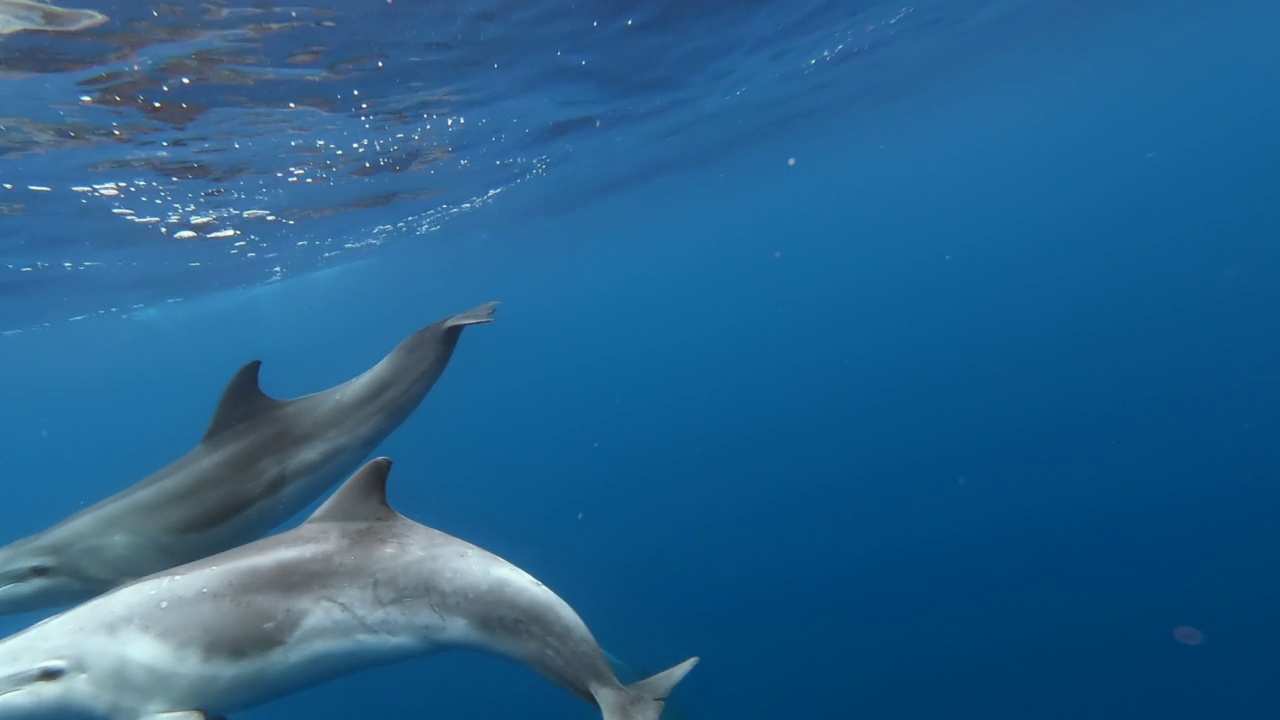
left=0, top=0, right=1059, bottom=332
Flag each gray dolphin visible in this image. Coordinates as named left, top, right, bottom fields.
left=0, top=457, right=699, bottom=720
left=0, top=302, right=498, bottom=616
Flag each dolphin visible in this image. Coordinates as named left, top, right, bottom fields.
left=0, top=302, right=498, bottom=616
left=0, top=457, right=699, bottom=720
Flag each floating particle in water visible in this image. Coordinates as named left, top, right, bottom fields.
left=1172, top=626, right=1204, bottom=646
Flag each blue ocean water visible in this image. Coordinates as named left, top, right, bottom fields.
left=1, top=0, right=1278, bottom=718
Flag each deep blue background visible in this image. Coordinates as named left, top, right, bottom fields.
left=1, top=0, right=1278, bottom=718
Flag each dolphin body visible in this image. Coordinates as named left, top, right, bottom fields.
left=0, top=457, right=699, bottom=720
left=0, top=302, right=499, bottom=616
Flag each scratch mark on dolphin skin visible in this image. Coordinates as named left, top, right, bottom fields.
left=423, top=593, right=446, bottom=625
left=319, top=596, right=385, bottom=638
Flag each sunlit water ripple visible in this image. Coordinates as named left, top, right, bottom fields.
left=0, top=0, right=1041, bottom=333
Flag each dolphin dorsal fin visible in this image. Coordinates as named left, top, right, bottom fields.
left=306, top=457, right=400, bottom=524
left=202, top=360, right=280, bottom=442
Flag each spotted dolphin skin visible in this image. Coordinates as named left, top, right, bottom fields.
left=0, top=302, right=499, bottom=616
left=0, top=457, right=699, bottom=720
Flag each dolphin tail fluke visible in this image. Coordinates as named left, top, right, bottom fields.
left=444, top=301, right=500, bottom=328
left=596, top=656, right=699, bottom=720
